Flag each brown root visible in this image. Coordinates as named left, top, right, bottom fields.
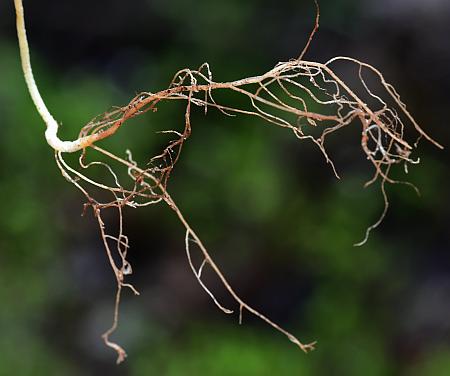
left=27, top=2, right=440, bottom=363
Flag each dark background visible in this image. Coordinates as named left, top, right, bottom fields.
left=0, top=0, right=449, bottom=375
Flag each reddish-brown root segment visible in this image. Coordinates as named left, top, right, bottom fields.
left=39, top=3, right=441, bottom=364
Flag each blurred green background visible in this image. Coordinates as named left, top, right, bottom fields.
left=0, top=0, right=449, bottom=375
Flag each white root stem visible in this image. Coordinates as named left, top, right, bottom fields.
left=14, top=0, right=96, bottom=152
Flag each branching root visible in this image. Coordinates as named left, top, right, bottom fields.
left=14, top=0, right=442, bottom=363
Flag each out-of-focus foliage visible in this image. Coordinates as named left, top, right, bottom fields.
left=0, top=0, right=449, bottom=375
